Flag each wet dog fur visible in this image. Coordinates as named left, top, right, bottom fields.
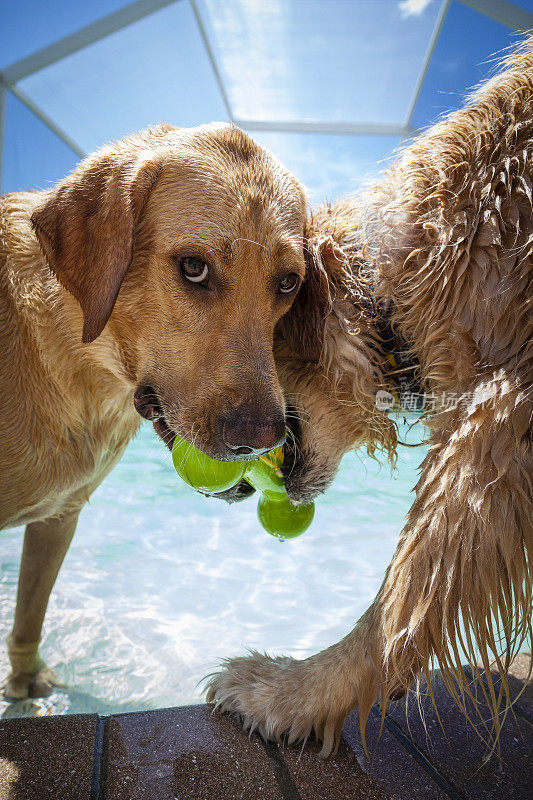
left=207, top=43, right=533, bottom=758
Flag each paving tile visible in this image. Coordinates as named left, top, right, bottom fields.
left=0, top=713, right=98, bottom=800
left=506, top=652, right=533, bottom=723
left=106, top=705, right=283, bottom=800
left=342, top=710, right=450, bottom=800
left=386, top=667, right=533, bottom=800
left=281, top=735, right=392, bottom=800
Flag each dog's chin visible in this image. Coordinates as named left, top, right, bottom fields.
left=280, top=410, right=330, bottom=504
left=281, top=407, right=343, bottom=503
left=209, top=479, right=256, bottom=504
left=281, top=428, right=338, bottom=505
left=282, top=447, right=338, bottom=505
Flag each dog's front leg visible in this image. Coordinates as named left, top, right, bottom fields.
left=4, top=508, right=80, bottom=700
left=207, top=377, right=532, bottom=756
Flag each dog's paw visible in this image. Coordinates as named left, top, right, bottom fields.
left=205, top=650, right=357, bottom=757
left=4, top=667, right=65, bottom=701
left=5, top=637, right=65, bottom=700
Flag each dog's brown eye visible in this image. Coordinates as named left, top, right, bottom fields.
left=180, top=257, right=209, bottom=284
left=279, top=273, right=300, bottom=295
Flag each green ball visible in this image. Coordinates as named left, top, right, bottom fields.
left=172, top=436, right=246, bottom=493
left=245, top=452, right=285, bottom=499
left=257, top=494, right=315, bottom=540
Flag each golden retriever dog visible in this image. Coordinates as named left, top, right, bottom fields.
left=207, top=43, right=533, bottom=757
left=0, top=122, right=308, bottom=700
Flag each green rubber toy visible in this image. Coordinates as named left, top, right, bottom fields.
left=171, top=436, right=246, bottom=493
left=171, top=437, right=314, bottom=540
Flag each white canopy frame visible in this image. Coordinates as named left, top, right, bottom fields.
left=0, top=0, right=532, bottom=185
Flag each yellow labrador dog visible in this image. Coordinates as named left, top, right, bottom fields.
left=207, top=44, right=533, bottom=756
left=0, top=122, right=307, bottom=700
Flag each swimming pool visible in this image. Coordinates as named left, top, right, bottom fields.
left=1, top=419, right=425, bottom=718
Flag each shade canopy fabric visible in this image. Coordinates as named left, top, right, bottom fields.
left=1, top=0, right=532, bottom=202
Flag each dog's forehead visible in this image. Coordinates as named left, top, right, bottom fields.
left=146, top=150, right=305, bottom=263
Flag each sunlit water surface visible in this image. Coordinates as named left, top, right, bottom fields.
left=1, top=419, right=426, bottom=718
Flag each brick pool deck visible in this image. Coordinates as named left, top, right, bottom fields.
left=0, top=655, right=531, bottom=800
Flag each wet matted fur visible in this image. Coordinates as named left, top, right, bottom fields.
left=207, top=43, right=533, bottom=757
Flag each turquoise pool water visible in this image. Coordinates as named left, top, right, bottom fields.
left=0, top=419, right=426, bottom=718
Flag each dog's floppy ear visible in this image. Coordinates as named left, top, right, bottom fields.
left=278, top=236, right=344, bottom=363
left=31, top=153, right=161, bottom=343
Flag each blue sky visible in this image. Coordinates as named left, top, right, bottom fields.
left=1, top=0, right=532, bottom=201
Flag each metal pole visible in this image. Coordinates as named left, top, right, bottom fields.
left=233, top=118, right=412, bottom=137
left=0, top=2, right=187, bottom=167
left=189, top=0, right=234, bottom=121
left=0, top=82, right=6, bottom=191
left=7, top=83, right=85, bottom=158
left=2, top=0, right=182, bottom=84
left=459, top=0, right=533, bottom=31
left=404, top=0, right=451, bottom=131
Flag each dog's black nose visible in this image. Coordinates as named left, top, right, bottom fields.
left=221, top=404, right=285, bottom=456
left=134, top=384, right=163, bottom=421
